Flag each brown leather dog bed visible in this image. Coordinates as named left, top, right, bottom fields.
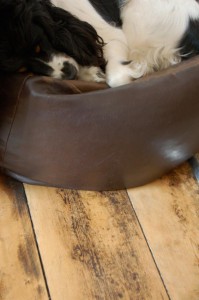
left=0, top=56, right=199, bottom=191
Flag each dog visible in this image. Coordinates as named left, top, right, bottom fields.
left=0, top=0, right=106, bottom=83
left=0, top=0, right=199, bottom=87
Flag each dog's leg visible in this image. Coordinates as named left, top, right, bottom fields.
left=100, top=26, right=136, bottom=87
left=105, top=41, right=131, bottom=87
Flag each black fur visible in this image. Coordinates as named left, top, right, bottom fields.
left=88, top=0, right=122, bottom=27
left=0, top=0, right=106, bottom=75
left=179, top=19, right=199, bottom=59
left=0, top=0, right=199, bottom=79
left=45, top=3, right=105, bottom=67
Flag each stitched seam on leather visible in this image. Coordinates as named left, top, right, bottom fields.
left=2, top=75, right=33, bottom=168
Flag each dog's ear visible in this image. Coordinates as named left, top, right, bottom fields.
left=45, top=5, right=106, bottom=69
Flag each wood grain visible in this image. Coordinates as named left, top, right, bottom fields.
left=24, top=185, right=169, bottom=300
left=128, top=163, right=199, bottom=300
left=0, top=175, right=48, bottom=300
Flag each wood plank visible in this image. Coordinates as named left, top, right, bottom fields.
left=128, top=163, right=199, bottom=300
left=24, top=185, right=169, bottom=300
left=0, top=175, right=49, bottom=300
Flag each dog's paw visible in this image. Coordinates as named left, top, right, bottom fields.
left=78, top=66, right=105, bottom=83
left=106, top=63, right=131, bottom=87
left=106, top=61, right=147, bottom=87
left=129, top=61, right=146, bottom=79
left=106, top=62, right=136, bottom=87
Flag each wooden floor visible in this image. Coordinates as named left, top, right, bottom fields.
left=0, top=158, right=199, bottom=300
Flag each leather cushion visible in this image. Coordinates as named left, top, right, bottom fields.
left=0, top=57, right=199, bottom=190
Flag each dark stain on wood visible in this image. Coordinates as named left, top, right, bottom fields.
left=101, top=191, right=139, bottom=239
left=0, top=175, right=27, bottom=220
left=0, top=175, right=43, bottom=280
left=172, top=199, right=187, bottom=224
left=17, top=235, right=40, bottom=279
left=9, top=179, right=27, bottom=219
left=37, top=284, right=45, bottom=296
left=167, top=168, right=182, bottom=187
left=167, top=164, right=196, bottom=188
left=56, top=188, right=164, bottom=300
left=62, top=190, right=104, bottom=279
left=163, top=164, right=199, bottom=225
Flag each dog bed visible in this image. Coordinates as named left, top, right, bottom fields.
left=0, top=56, right=199, bottom=191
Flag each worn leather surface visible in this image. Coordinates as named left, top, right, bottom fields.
left=0, top=57, right=199, bottom=190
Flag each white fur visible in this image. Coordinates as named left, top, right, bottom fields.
left=78, top=66, right=106, bottom=82
left=44, top=54, right=105, bottom=82
left=122, top=0, right=199, bottom=78
left=46, top=54, right=79, bottom=78
left=52, top=0, right=199, bottom=87
left=52, top=0, right=129, bottom=86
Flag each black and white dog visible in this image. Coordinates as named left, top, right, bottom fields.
left=0, top=0, right=199, bottom=87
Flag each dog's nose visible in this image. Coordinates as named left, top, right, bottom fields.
left=61, top=62, right=78, bottom=79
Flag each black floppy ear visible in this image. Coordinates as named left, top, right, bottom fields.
left=46, top=5, right=106, bottom=69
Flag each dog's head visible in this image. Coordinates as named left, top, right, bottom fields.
left=0, top=0, right=105, bottom=79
